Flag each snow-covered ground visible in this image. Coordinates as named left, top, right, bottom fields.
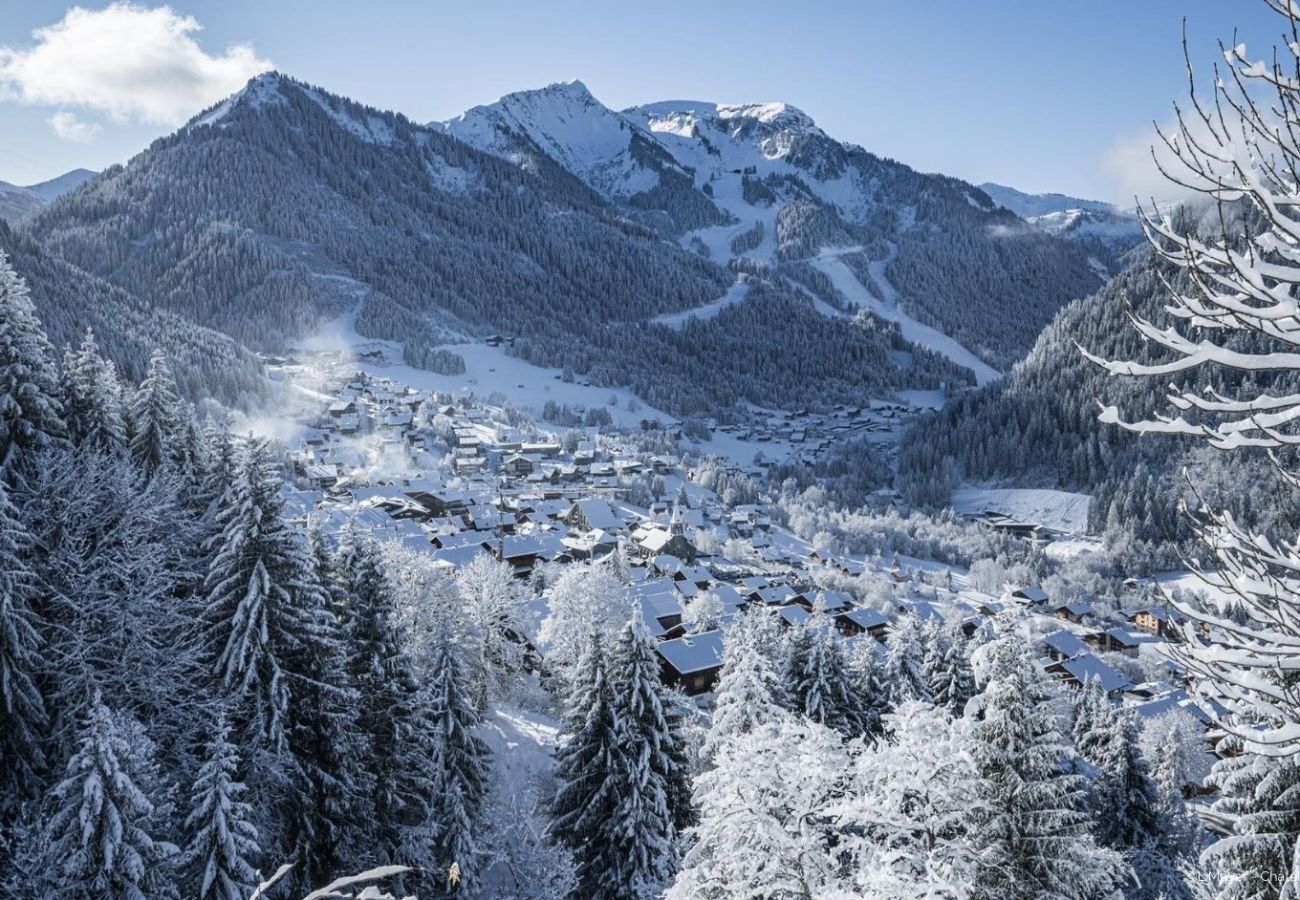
left=951, top=487, right=1092, bottom=535
left=289, top=306, right=799, bottom=466
left=810, top=246, right=1003, bottom=387
left=651, top=280, right=750, bottom=328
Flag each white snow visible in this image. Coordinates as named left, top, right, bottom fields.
left=651, top=280, right=750, bottom=328
left=950, top=487, right=1092, bottom=534
left=809, top=246, right=1003, bottom=386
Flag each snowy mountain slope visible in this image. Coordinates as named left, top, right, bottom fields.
left=978, top=182, right=1117, bottom=218
left=443, top=81, right=728, bottom=233
left=980, top=181, right=1143, bottom=273
left=0, top=168, right=96, bottom=222
left=445, top=83, right=1108, bottom=369
left=24, top=72, right=972, bottom=419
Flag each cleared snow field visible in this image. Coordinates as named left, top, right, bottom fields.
left=651, top=280, right=750, bottom=328
left=810, top=246, right=1003, bottom=387
left=950, top=487, right=1092, bottom=534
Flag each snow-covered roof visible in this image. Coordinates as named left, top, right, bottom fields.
left=656, top=630, right=725, bottom=675
left=1057, top=654, right=1132, bottom=693
left=1043, top=630, right=1087, bottom=658
left=839, top=608, right=888, bottom=631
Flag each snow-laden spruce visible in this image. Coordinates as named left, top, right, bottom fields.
left=0, top=250, right=64, bottom=489
left=61, top=327, right=127, bottom=454
left=180, top=717, right=260, bottom=900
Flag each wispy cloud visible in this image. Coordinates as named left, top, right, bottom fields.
left=47, top=110, right=101, bottom=143
left=0, top=3, right=272, bottom=127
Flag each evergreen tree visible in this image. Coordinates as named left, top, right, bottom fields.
left=1203, top=740, right=1300, bottom=900
left=551, top=636, right=625, bottom=900
left=970, top=639, right=1127, bottom=899
left=31, top=696, right=178, bottom=899
left=0, top=250, right=64, bottom=490
left=61, top=327, right=127, bottom=454
left=704, top=609, right=783, bottom=759
left=130, top=350, right=184, bottom=474
left=929, top=622, right=976, bottom=716
left=202, top=439, right=332, bottom=750
left=427, top=626, right=490, bottom=895
left=881, top=612, right=930, bottom=705
left=1090, top=703, right=1162, bottom=852
left=607, top=614, right=691, bottom=892
left=783, top=609, right=863, bottom=736
left=181, top=717, right=260, bottom=900
left=847, top=636, right=886, bottom=742
left=0, top=479, right=47, bottom=815
left=338, top=535, right=438, bottom=872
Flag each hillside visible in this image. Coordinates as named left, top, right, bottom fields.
left=0, top=168, right=96, bottom=222
left=24, top=73, right=977, bottom=419
left=450, top=83, right=1110, bottom=371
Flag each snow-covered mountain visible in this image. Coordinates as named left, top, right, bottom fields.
left=445, top=83, right=1108, bottom=371
left=0, top=168, right=97, bottom=222
left=979, top=181, right=1143, bottom=271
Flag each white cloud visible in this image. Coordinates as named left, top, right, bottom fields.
left=1098, top=119, right=1208, bottom=211
left=0, top=3, right=272, bottom=126
left=47, top=110, right=101, bottom=143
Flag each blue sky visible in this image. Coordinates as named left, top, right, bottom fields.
left=0, top=1, right=1284, bottom=202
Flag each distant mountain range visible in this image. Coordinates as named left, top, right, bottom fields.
left=7, top=74, right=1142, bottom=418
left=0, top=168, right=97, bottom=222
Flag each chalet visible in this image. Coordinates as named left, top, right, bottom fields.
left=494, top=535, right=544, bottom=577
left=1053, top=600, right=1091, bottom=624
left=1012, top=586, right=1049, bottom=605
left=407, top=490, right=472, bottom=519
left=778, top=605, right=811, bottom=628
left=1046, top=653, right=1133, bottom=694
left=565, top=498, right=623, bottom=533
left=657, top=630, right=725, bottom=695
left=1042, top=630, right=1088, bottom=662
left=502, top=454, right=534, bottom=476
left=1084, top=627, right=1143, bottom=658
left=835, top=607, right=888, bottom=641
left=1127, top=606, right=1181, bottom=639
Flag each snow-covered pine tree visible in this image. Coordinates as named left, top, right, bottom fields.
left=61, top=327, right=127, bottom=454
left=970, top=639, right=1127, bottom=899
left=1202, top=738, right=1300, bottom=900
left=195, top=414, right=237, bottom=519
left=929, top=621, right=976, bottom=716
left=847, top=636, right=886, bottom=742
left=1072, top=676, right=1110, bottom=766
left=784, top=608, right=863, bottom=736
left=551, top=635, right=625, bottom=900
left=130, top=350, right=185, bottom=475
left=337, top=534, right=438, bottom=871
left=180, top=717, right=260, bottom=900
left=455, top=552, right=525, bottom=709
left=30, top=695, right=178, bottom=898
left=607, top=613, right=692, bottom=891
left=881, top=612, right=930, bottom=705
left=427, top=625, right=490, bottom=894
left=1089, top=702, right=1162, bottom=852
left=0, top=479, right=47, bottom=816
left=703, top=609, right=783, bottom=760
left=202, top=438, right=334, bottom=750
left=0, top=251, right=64, bottom=490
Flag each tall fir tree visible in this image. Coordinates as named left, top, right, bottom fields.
left=129, top=349, right=184, bottom=475
left=0, top=479, right=47, bottom=816
left=607, top=614, right=691, bottom=894
left=703, top=608, right=784, bottom=760
left=427, top=625, right=491, bottom=895
left=30, top=696, right=178, bottom=899
left=0, top=251, right=64, bottom=490
left=337, top=535, right=438, bottom=872
left=847, top=636, right=886, bottom=742
left=970, top=639, right=1127, bottom=899
left=61, top=327, right=127, bottom=454
left=551, top=635, right=625, bottom=900
left=180, top=717, right=260, bottom=900
left=928, top=621, right=976, bottom=716
left=1203, top=739, right=1300, bottom=900
left=881, top=612, right=930, bottom=705
left=783, top=609, right=863, bottom=737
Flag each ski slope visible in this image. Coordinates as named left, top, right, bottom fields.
left=651, top=280, right=750, bottom=328
left=951, top=487, right=1091, bottom=534
left=810, top=246, right=1002, bottom=386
